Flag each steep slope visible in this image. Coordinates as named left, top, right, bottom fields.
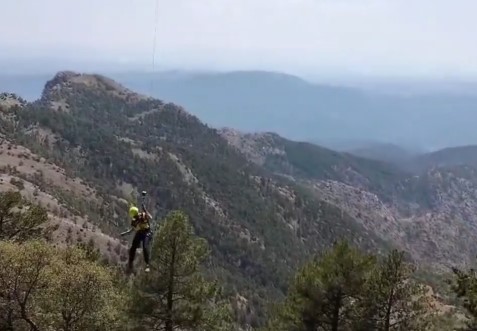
left=219, top=128, right=477, bottom=271
left=0, top=137, right=129, bottom=263
left=1, top=71, right=391, bottom=326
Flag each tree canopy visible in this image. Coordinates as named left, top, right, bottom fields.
left=128, top=210, right=233, bottom=331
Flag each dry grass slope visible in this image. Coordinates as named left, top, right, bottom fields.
left=0, top=138, right=129, bottom=265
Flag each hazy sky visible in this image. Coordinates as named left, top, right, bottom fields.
left=2, top=0, right=477, bottom=78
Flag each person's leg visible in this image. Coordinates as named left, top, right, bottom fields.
left=128, top=232, right=141, bottom=270
left=142, top=231, right=152, bottom=266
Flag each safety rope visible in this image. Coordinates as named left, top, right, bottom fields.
left=150, top=0, right=160, bottom=96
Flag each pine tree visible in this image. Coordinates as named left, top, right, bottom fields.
left=0, top=240, right=126, bottom=331
left=129, top=210, right=233, bottom=331
left=450, top=265, right=477, bottom=330
left=264, top=240, right=376, bottom=331
left=355, top=249, right=431, bottom=331
left=0, top=190, right=51, bottom=241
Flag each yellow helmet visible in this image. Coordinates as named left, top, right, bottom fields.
left=129, top=206, right=139, bottom=218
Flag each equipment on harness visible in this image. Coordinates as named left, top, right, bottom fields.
left=120, top=191, right=149, bottom=234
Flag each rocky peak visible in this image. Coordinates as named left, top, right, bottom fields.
left=41, top=71, right=151, bottom=106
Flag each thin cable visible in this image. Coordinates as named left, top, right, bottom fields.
left=150, top=0, right=160, bottom=95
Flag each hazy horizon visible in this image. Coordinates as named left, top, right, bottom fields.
left=2, top=69, right=476, bottom=152
left=3, top=0, right=477, bottom=152
left=2, top=0, right=477, bottom=81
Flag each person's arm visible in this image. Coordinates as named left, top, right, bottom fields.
left=121, top=217, right=137, bottom=236
left=141, top=204, right=153, bottom=220
left=120, top=227, right=134, bottom=236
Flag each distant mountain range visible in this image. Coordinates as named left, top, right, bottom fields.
left=345, top=142, right=418, bottom=164
left=344, top=141, right=477, bottom=173
left=2, top=70, right=477, bottom=150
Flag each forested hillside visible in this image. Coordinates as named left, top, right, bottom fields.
left=2, top=71, right=477, bottom=330
left=219, top=128, right=477, bottom=272
left=0, top=71, right=389, bottom=328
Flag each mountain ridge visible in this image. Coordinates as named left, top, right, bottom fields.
left=5, top=68, right=477, bottom=275
left=413, top=145, right=477, bottom=171
left=1, top=70, right=396, bottom=327
left=5, top=72, right=477, bottom=276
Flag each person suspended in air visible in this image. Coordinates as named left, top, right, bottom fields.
left=121, top=205, right=153, bottom=273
